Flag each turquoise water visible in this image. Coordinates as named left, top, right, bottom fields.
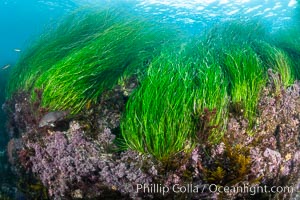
left=0, top=0, right=76, bottom=148
left=0, top=0, right=299, bottom=198
left=0, top=1, right=77, bottom=197
left=0, top=0, right=298, bottom=72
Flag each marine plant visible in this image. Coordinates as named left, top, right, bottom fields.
left=221, top=45, right=267, bottom=127
left=7, top=9, right=175, bottom=113
left=200, top=21, right=299, bottom=128
left=201, top=19, right=267, bottom=56
left=121, top=53, right=197, bottom=161
left=192, top=59, right=229, bottom=142
left=253, top=41, right=294, bottom=90
left=121, top=45, right=231, bottom=160
left=204, top=142, right=252, bottom=185
left=191, top=21, right=271, bottom=128
left=7, top=9, right=115, bottom=96
left=271, top=28, right=300, bottom=79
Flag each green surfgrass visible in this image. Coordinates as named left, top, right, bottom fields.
left=7, top=9, right=176, bottom=113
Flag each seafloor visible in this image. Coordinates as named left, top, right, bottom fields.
left=2, top=77, right=300, bottom=200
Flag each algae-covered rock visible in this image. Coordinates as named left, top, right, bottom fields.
left=3, top=82, right=299, bottom=200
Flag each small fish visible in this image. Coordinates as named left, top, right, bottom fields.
left=1, top=64, right=10, bottom=70
left=39, top=111, right=69, bottom=127
left=14, top=48, right=21, bottom=52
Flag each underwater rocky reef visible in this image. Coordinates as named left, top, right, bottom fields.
left=2, top=8, right=300, bottom=200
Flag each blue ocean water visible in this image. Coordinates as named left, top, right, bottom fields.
left=0, top=0, right=298, bottom=65
left=0, top=0, right=298, bottom=64
left=0, top=0, right=299, bottom=198
left=0, top=1, right=77, bottom=195
left=0, top=0, right=77, bottom=149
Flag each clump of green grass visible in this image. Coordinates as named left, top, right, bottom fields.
left=7, top=9, right=176, bottom=113
left=121, top=20, right=300, bottom=161
left=7, top=9, right=118, bottom=96
left=201, top=20, right=267, bottom=56
left=192, top=60, right=229, bottom=142
left=121, top=47, right=230, bottom=160
left=253, top=41, right=294, bottom=90
left=34, top=21, right=166, bottom=113
left=221, top=46, right=267, bottom=127
left=121, top=54, right=197, bottom=161
left=271, top=28, right=300, bottom=79
left=191, top=21, right=270, bottom=127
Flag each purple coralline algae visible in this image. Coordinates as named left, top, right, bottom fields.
left=3, top=80, right=300, bottom=199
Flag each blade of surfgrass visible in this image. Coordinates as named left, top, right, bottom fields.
left=193, top=60, right=229, bottom=143
left=201, top=19, right=267, bottom=58
left=271, top=28, right=300, bottom=79
left=7, top=9, right=119, bottom=97
left=121, top=53, right=197, bottom=161
left=221, top=45, right=267, bottom=127
left=34, top=20, right=172, bottom=113
left=121, top=47, right=229, bottom=160
left=7, top=9, right=176, bottom=113
left=253, top=41, right=294, bottom=91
